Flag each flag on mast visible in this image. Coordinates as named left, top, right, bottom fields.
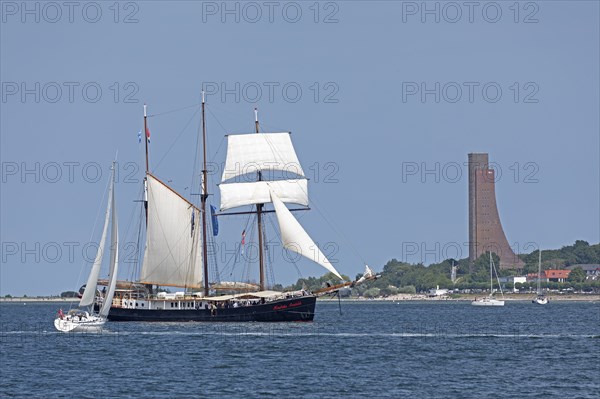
left=241, top=229, right=246, bottom=255
left=146, top=127, right=151, bottom=143
left=210, top=205, right=219, bottom=236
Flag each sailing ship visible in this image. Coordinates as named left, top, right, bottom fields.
left=55, top=164, right=119, bottom=332
left=471, top=252, right=505, bottom=307
left=532, top=250, right=548, bottom=305
left=107, top=94, right=375, bottom=322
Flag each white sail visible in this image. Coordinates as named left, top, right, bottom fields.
left=270, top=190, right=342, bottom=279
left=100, top=185, right=119, bottom=318
left=356, top=265, right=375, bottom=285
left=219, top=178, right=308, bottom=211
left=140, top=174, right=203, bottom=288
left=79, top=173, right=113, bottom=308
left=222, top=133, right=305, bottom=182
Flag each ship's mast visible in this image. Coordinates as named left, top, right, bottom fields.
left=143, top=104, right=149, bottom=224
left=201, top=91, right=210, bottom=297
left=144, top=104, right=149, bottom=172
left=255, top=108, right=266, bottom=291
left=143, top=104, right=150, bottom=292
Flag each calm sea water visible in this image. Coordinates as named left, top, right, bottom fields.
left=1, top=300, right=598, bottom=398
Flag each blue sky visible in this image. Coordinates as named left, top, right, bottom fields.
left=1, top=1, right=598, bottom=295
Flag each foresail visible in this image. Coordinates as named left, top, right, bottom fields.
left=270, top=190, right=342, bottom=279
left=100, top=187, right=118, bottom=318
left=79, top=175, right=113, bottom=308
left=219, top=178, right=308, bottom=211
left=140, top=174, right=203, bottom=288
left=222, top=133, right=305, bottom=182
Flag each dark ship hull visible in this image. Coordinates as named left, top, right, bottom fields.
left=107, top=295, right=316, bottom=322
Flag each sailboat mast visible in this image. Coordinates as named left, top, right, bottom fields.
left=489, top=251, right=493, bottom=294
left=538, top=250, right=542, bottom=294
left=255, top=108, right=266, bottom=291
left=201, top=92, right=210, bottom=297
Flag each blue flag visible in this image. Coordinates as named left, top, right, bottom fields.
left=210, top=205, right=219, bottom=236
left=191, top=211, right=195, bottom=237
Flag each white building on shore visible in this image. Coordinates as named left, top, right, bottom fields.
left=428, top=285, right=449, bottom=297
left=498, top=276, right=527, bottom=292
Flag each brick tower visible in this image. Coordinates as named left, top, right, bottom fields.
left=468, top=153, right=524, bottom=270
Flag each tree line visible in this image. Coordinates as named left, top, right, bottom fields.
left=285, top=241, right=600, bottom=295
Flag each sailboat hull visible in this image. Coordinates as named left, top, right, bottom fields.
left=54, top=316, right=106, bottom=333
left=107, top=295, right=317, bottom=322
left=471, top=298, right=505, bottom=306
left=532, top=297, right=548, bottom=305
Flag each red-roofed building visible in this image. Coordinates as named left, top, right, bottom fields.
left=543, top=270, right=571, bottom=283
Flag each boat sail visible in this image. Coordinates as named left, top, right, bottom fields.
left=270, top=189, right=342, bottom=279
left=55, top=164, right=119, bottom=332
left=532, top=250, right=548, bottom=305
left=139, top=173, right=203, bottom=289
left=471, top=251, right=505, bottom=307
left=107, top=95, right=376, bottom=322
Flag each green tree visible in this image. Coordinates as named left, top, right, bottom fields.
left=398, top=285, right=416, bottom=294
left=567, top=267, right=586, bottom=283
left=380, top=286, right=399, bottom=296
left=363, top=288, right=381, bottom=298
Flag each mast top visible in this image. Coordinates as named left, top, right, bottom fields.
left=144, top=103, right=147, bottom=117
left=254, top=108, right=258, bottom=123
left=202, top=90, right=205, bottom=104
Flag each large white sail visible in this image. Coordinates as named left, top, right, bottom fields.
left=270, top=190, right=342, bottom=279
left=79, top=173, right=113, bottom=308
left=100, top=184, right=119, bottom=317
left=140, top=173, right=203, bottom=288
left=219, top=178, right=308, bottom=211
left=222, top=133, right=305, bottom=182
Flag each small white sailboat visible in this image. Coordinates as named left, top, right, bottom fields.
left=54, top=164, right=119, bottom=332
left=532, top=250, right=548, bottom=305
left=472, top=252, right=505, bottom=307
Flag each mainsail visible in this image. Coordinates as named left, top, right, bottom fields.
left=140, top=173, right=203, bottom=288
left=79, top=171, right=113, bottom=308
left=270, top=190, right=342, bottom=279
left=100, top=180, right=119, bottom=317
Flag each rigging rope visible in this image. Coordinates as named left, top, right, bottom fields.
left=148, top=102, right=200, bottom=118
left=151, top=106, right=201, bottom=172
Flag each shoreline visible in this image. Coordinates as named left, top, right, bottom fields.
left=1, top=294, right=598, bottom=304
left=0, top=297, right=79, bottom=303
left=319, top=294, right=600, bottom=302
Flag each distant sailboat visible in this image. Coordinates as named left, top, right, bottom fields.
left=532, top=251, right=548, bottom=305
left=54, top=164, right=119, bottom=332
left=471, top=252, right=505, bottom=307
